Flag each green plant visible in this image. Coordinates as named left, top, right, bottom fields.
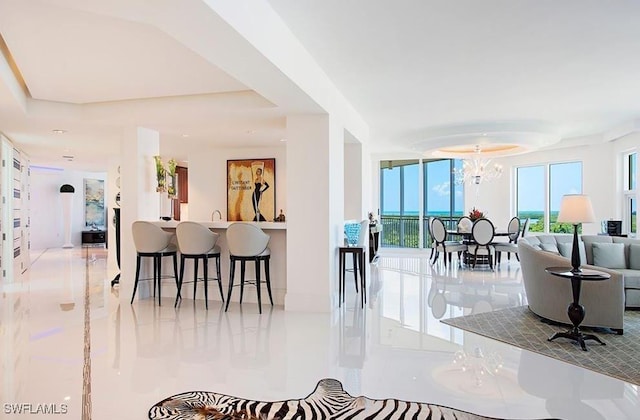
left=167, top=158, right=177, bottom=198
left=154, top=155, right=166, bottom=192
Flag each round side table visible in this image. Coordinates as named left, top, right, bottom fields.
left=545, top=266, right=611, bottom=351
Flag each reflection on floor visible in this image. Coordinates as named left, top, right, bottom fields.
left=0, top=247, right=638, bottom=420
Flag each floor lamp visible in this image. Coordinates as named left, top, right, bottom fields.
left=557, top=194, right=596, bottom=273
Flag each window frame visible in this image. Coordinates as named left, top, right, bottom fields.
left=623, top=151, right=637, bottom=235
left=515, top=160, right=583, bottom=234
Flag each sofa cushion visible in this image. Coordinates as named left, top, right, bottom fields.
left=582, top=235, right=613, bottom=265
left=613, top=237, right=638, bottom=267
left=592, top=243, right=626, bottom=269
left=616, top=269, right=640, bottom=289
left=557, top=241, right=587, bottom=265
left=540, top=243, right=560, bottom=254
left=629, top=244, right=640, bottom=270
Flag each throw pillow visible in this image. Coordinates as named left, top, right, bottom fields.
left=540, top=243, right=560, bottom=254
left=557, top=242, right=587, bottom=265
left=592, top=243, right=626, bottom=269
left=630, top=244, right=640, bottom=270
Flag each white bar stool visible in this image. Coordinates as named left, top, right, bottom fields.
left=131, top=221, right=179, bottom=305
left=224, top=223, right=273, bottom=314
left=174, top=221, right=224, bottom=309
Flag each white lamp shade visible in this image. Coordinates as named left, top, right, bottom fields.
left=557, top=194, right=596, bottom=224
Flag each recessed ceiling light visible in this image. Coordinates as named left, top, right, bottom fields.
left=181, top=134, right=189, bottom=138
left=280, top=138, right=287, bottom=142
left=52, top=129, right=67, bottom=134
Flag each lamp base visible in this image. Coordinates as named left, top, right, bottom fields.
left=570, top=223, right=581, bottom=273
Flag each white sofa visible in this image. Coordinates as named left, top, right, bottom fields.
left=518, top=234, right=628, bottom=333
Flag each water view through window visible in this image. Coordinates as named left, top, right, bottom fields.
left=379, top=159, right=463, bottom=248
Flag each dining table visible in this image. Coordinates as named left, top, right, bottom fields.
left=445, top=229, right=512, bottom=267
left=446, top=230, right=512, bottom=239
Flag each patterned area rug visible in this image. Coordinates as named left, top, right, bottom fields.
left=442, top=306, right=640, bottom=385
left=149, top=378, right=555, bottom=419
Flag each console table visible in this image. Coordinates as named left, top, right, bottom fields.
left=82, top=230, right=107, bottom=246
left=545, top=266, right=610, bottom=351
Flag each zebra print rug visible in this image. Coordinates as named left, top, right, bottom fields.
left=149, top=378, right=555, bottom=419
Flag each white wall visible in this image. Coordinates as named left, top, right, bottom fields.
left=344, top=142, right=363, bottom=220
left=30, top=167, right=107, bottom=250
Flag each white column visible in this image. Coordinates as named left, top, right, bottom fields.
left=285, top=115, right=344, bottom=312
left=344, top=142, right=363, bottom=221
left=119, top=127, right=160, bottom=303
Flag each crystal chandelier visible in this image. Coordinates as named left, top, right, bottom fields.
left=453, top=145, right=503, bottom=185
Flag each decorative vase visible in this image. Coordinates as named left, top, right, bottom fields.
left=344, top=222, right=361, bottom=247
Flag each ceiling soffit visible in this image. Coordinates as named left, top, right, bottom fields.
left=0, top=0, right=248, bottom=104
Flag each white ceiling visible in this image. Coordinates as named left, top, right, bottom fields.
left=269, top=0, right=640, bottom=151
left=0, top=0, right=289, bottom=171
left=2, top=0, right=640, bottom=170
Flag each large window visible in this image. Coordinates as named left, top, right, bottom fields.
left=380, top=160, right=420, bottom=248
left=516, top=165, right=545, bottom=232
left=516, top=162, right=582, bottom=233
left=624, top=152, right=637, bottom=235
left=423, top=159, right=463, bottom=247
left=380, top=159, right=462, bottom=248
left=549, top=162, right=583, bottom=233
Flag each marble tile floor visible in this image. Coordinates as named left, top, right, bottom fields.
left=0, top=247, right=638, bottom=419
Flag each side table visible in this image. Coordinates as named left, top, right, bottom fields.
left=81, top=230, right=107, bottom=247
left=338, top=246, right=366, bottom=308
left=545, top=266, right=611, bottom=351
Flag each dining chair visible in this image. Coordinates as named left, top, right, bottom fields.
left=130, top=221, right=179, bottom=305
left=493, top=216, right=521, bottom=264
left=521, top=218, right=531, bottom=237
left=431, top=217, right=467, bottom=268
left=457, top=216, right=473, bottom=233
left=468, top=218, right=496, bottom=269
left=427, top=217, right=435, bottom=261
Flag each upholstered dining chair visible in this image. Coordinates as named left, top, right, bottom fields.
left=521, top=218, right=531, bottom=237
left=493, top=216, right=521, bottom=264
left=457, top=216, right=473, bottom=233
left=131, top=221, right=179, bottom=305
left=427, top=217, right=435, bottom=260
left=431, top=217, right=467, bottom=268
left=225, top=223, right=273, bottom=314
left=174, top=221, right=224, bottom=309
left=468, top=218, right=496, bottom=269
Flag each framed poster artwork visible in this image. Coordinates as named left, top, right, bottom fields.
left=227, top=158, right=275, bottom=222
left=84, top=178, right=106, bottom=227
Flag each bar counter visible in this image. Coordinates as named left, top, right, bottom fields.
left=150, top=220, right=287, bottom=307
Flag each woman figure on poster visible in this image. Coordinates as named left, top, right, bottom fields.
left=252, top=167, right=269, bottom=221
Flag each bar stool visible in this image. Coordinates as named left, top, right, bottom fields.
left=338, top=219, right=369, bottom=308
left=174, top=221, right=224, bottom=309
left=224, top=223, right=273, bottom=314
left=131, top=221, right=179, bottom=305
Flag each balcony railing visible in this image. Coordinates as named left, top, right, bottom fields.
left=380, top=215, right=459, bottom=248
